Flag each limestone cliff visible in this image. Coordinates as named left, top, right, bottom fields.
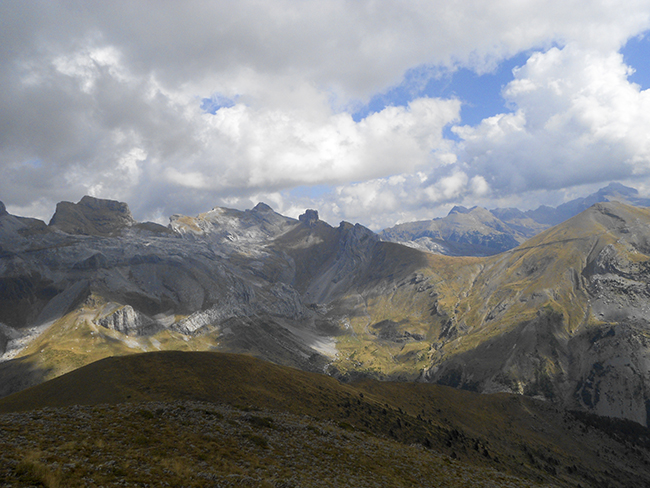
left=3, top=196, right=650, bottom=427
left=49, top=195, right=135, bottom=236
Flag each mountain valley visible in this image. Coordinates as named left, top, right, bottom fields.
left=2, top=186, right=650, bottom=484
left=3, top=190, right=650, bottom=426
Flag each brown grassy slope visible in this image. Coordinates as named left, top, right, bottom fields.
left=414, top=202, right=650, bottom=406
left=458, top=202, right=650, bottom=339
left=331, top=202, right=650, bottom=393
left=327, top=240, right=483, bottom=379
left=0, top=401, right=553, bottom=488
left=0, top=350, right=357, bottom=415
left=1, top=350, right=649, bottom=488
left=0, top=301, right=223, bottom=399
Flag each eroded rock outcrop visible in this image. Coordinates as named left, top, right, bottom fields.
left=49, top=196, right=135, bottom=236
left=98, top=305, right=159, bottom=336
left=299, top=209, right=319, bottom=227
left=0, top=203, right=49, bottom=243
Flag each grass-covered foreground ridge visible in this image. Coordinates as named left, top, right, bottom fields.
left=0, top=401, right=551, bottom=488
left=1, top=351, right=650, bottom=487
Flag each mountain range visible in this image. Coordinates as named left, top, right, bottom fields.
left=2, top=183, right=650, bottom=433
left=381, top=182, right=650, bottom=256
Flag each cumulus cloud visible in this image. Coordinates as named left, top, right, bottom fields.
left=199, top=97, right=460, bottom=188
left=2, top=1, right=650, bottom=227
left=281, top=169, right=494, bottom=231
left=455, top=43, right=650, bottom=195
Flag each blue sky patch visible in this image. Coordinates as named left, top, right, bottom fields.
left=353, top=51, right=532, bottom=128
left=621, top=31, right=650, bottom=90
left=200, top=94, right=236, bottom=114
left=288, top=184, right=333, bottom=199
left=22, top=159, right=42, bottom=168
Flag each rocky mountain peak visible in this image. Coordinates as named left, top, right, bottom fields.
left=0, top=201, right=7, bottom=217
left=49, top=195, right=136, bottom=236
left=462, top=206, right=494, bottom=219
left=299, top=209, right=319, bottom=227
left=252, top=202, right=274, bottom=213
left=599, top=182, right=638, bottom=197
left=6, top=193, right=650, bottom=433
left=447, top=205, right=471, bottom=216
left=490, top=207, right=527, bottom=221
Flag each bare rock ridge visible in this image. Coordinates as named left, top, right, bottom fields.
left=382, top=182, right=650, bottom=256
left=0, top=195, right=381, bottom=392
left=98, top=305, right=159, bottom=336
left=49, top=195, right=135, bottom=236
left=4, top=191, right=650, bottom=429
left=299, top=209, right=319, bottom=227
left=0, top=201, right=49, bottom=241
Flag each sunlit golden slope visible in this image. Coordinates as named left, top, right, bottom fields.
left=330, top=202, right=650, bottom=424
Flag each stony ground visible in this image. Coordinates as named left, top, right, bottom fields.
left=0, top=401, right=555, bottom=488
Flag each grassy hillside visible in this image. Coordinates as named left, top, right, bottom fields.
left=0, top=401, right=552, bottom=488
left=329, top=249, right=482, bottom=380
left=0, top=297, right=222, bottom=398
left=327, top=203, right=650, bottom=424
left=3, top=201, right=650, bottom=432
left=1, top=350, right=649, bottom=487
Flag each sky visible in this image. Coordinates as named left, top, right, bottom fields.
left=2, top=1, right=650, bottom=231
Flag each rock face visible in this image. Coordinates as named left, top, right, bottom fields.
left=299, top=209, right=319, bottom=227
left=273, top=217, right=381, bottom=303
left=49, top=196, right=135, bottom=236
left=98, top=305, right=159, bottom=336
left=5, top=194, right=650, bottom=428
left=0, top=203, right=48, bottom=244
left=0, top=197, right=374, bottom=396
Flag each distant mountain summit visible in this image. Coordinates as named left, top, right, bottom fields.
left=381, top=182, right=650, bottom=256
left=509, top=182, right=650, bottom=227
left=380, top=205, right=526, bottom=256
left=4, top=188, right=650, bottom=428
left=49, top=195, right=136, bottom=236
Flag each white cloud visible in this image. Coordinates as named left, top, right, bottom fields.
left=298, top=168, right=493, bottom=230
left=456, top=43, right=650, bottom=195
left=2, top=1, right=650, bottom=228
